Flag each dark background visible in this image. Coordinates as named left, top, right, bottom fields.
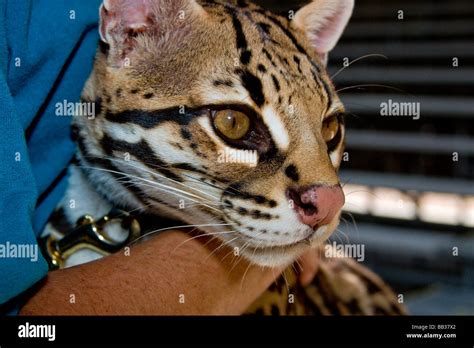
left=256, top=0, right=474, bottom=314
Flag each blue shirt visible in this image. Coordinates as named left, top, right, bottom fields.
left=0, top=0, right=102, bottom=307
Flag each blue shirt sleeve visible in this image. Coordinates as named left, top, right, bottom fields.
left=0, top=0, right=102, bottom=307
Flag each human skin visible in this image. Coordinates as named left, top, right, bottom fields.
left=20, top=230, right=288, bottom=315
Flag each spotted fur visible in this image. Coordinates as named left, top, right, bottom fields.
left=247, top=245, right=407, bottom=316
left=39, top=0, right=408, bottom=316
left=56, top=0, right=351, bottom=268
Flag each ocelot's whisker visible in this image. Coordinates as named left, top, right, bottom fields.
left=100, top=156, right=221, bottom=202
left=109, top=176, right=222, bottom=214
left=239, top=258, right=254, bottom=289
left=294, top=257, right=303, bottom=272
left=340, top=177, right=354, bottom=189
left=240, top=238, right=263, bottom=289
left=185, top=203, right=222, bottom=208
left=204, top=235, right=241, bottom=262
left=220, top=243, right=240, bottom=264
left=341, top=213, right=360, bottom=240
left=83, top=166, right=222, bottom=212
left=343, top=189, right=377, bottom=197
left=280, top=268, right=290, bottom=294
left=290, top=262, right=299, bottom=276
left=120, top=155, right=247, bottom=197
left=185, top=213, right=229, bottom=239
left=228, top=231, right=265, bottom=273
left=336, top=83, right=414, bottom=96
left=130, top=223, right=234, bottom=245
left=331, top=53, right=388, bottom=79
left=233, top=239, right=256, bottom=265
left=82, top=153, right=245, bottom=198
left=117, top=179, right=223, bottom=207
left=81, top=154, right=222, bottom=203
left=171, top=230, right=239, bottom=254
left=334, top=228, right=351, bottom=244
left=330, top=228, right=345, bottom=246
left=178, top=170, right=246, bottom=197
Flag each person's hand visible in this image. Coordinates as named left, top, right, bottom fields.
left=297, top=247, right=321, bottom=286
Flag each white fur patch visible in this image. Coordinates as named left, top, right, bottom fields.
left=329, top=125, right=345, bottom=166
left=62, top=166, right=113, bottom=222
left=197, top=116, right=225, bottom=150
left=261, top=105, right=290, bottom=151
left=330, top=150, right=339, bottom=166
left=146, top=123, right=202, bottom=166
left=103, top=121, right=142, bottom=144
left=201, top=84, right=250, bottom=105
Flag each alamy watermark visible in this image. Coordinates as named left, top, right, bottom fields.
left=18, top=323, right=55, bottom=342
left=55, top=99, right=96, bottom=119
left=380, top=99, right=420, bottom=120
left=217, top=148, right=258, bottom=166
left=325, top=241, right=365, bottom=262
left=0, top=242, right=38, bottom=262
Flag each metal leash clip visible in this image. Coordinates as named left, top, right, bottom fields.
left=43, top=209, right=141, bottom=269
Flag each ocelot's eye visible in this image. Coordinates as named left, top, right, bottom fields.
left=213, top=109, right=250, bottom=140
left=322, top=114, right=342, bottom=151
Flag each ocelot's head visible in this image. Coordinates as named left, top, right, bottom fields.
left=76, top=0, right=353, bottom=267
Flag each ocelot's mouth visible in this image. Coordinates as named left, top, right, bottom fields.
left=249, top=238, right=310, bottom=252
left=235, top=219, right=336, bottom=249
left=242, top=233, right=313, bottom=250
left=228, top=218, right=340, bottom=267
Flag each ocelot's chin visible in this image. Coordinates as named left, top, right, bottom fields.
left=236, top=216, right=342, bottom=268
left=241, top=242, right=310, bottom=268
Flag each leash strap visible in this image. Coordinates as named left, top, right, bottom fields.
left=39, top=209, right=140, bottom=269
left=39, top=208, right=183, bottom=269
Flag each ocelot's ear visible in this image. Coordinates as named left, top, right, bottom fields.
left=291, top=0, right=354, bottom=65
left=99, top=0, right=206, bottom=67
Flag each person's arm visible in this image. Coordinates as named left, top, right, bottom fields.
left=20, top=230, right=283, bottom=315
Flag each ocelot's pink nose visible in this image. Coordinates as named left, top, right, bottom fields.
left=287, top=185, right=345, bottom=229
